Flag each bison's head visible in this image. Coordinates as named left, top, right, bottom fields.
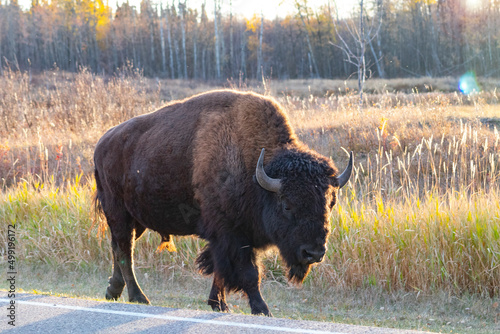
left=255, top=147, right=352, bottom=283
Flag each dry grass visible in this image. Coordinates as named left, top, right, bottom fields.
left=0, top=68, right=218, bottom=187
left=0, top=69, right=499, bottom=331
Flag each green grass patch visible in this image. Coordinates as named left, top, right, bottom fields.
left=1, top=178, right=499, bottom=333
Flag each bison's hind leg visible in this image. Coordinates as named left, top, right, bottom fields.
left=105, top=221, right=147, bottom=301
left=94, top=169, right=149, bottom=303
left=105, top=255, right=125, bottom=301
left=208, top=274, right=229, bottom=312
left=106, top=216, right=150, bottom=304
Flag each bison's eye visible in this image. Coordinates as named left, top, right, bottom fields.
left=281, top=200, right=293, bottom=218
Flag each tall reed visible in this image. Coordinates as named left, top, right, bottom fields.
left=0, top=69, right=498, bottom=296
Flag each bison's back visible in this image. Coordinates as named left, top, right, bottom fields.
left=94, top=90, right=297, bottom=237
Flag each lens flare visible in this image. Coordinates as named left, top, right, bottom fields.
left=459, top=71, right=480, bottom=95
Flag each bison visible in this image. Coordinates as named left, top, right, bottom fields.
left=94, top=90, right=352, bottom=316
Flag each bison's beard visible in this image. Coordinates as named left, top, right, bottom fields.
left=278, top=244, right=313, bottom=284
left=287, top=263, right=312, bottom=284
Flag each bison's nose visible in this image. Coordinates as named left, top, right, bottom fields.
left=298, top=245, right=326, bottom=264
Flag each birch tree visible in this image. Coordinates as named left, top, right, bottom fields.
left=214, top=0, right=221, bottom=79
left=165, top=6, right=175, bottom=78
left=229, top=0, right=234, bottom=78
left=179, top=0, right=187, bottom=79
left=240, top=21, right=247, bottom=80
left=256, top=12, right=263, bottom=79
left=159, top=4, right=167, bottom=73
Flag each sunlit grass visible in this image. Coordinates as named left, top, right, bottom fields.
left=2, top=174, right=498, bottom=297
left=0, top=69, right=499, bottom=332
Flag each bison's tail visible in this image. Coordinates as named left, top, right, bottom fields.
left=89, top=170, right=108, bottom=243
left=196, top=245, right=214, bottom=275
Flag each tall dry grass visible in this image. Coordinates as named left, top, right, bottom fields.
left=0, top=67, right=217, bottom=187
left=0, top=69, right=499, bottom=297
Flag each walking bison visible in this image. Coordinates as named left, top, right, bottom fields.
left=94, top=90, right=353, bottom=316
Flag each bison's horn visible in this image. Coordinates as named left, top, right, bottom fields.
left=335, top=151, right=353, bottom=189
left=256, top=148, right=282, bottom=193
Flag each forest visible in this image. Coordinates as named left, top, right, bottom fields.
left=0, top=0, right=499, bottom=80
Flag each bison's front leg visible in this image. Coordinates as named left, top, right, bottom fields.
left=212, top=239, right=272, bottom=316
left=244, top=277, right=271, bottom=316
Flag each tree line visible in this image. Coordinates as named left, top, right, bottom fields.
left=0, top=0, right=499, bottom=80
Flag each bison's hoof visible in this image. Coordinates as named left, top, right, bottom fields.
left=105, top=287, right=122, bottom=301
left=130, top=294, right=150, bottom=304
left=208, top=300, right=230, bottom=312
left=251, top=307, right=272, bottom=317
left=256, top=310, right=273, bottom=317
left=220, top=301, right=230, bottom=312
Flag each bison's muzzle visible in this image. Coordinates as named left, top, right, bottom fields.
left=298, top=244, right=326, bottom=264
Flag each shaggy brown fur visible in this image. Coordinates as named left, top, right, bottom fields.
left=94, top=90, right=351, bottom=315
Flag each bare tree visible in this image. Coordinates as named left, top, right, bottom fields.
left=159, top=4, right=167, bottom=73
left=193, top=15, right=198, bottom=79
left=295, top=0, right=320, bottom=78
left=149, top=6, right=155, bottom=69
left=165, top=6, right=175, bottom=79
left=171, top=5, right=182, bottom=78
left=240, top=21, right=247, bottom=80
left=368, top=0, right=385, bottom=78
left=229, top=0, right=234, bottom=78
left=179, top=0, right=187, bottom=79
left=331, top=0, right=381, bottom=110
left=214, top=0, right=221, bottom=79
left=426, top=1, right=442, bottom=75
left=256, top=12, right=263, bottom=79
left=200, top=2, right=208, bottom=80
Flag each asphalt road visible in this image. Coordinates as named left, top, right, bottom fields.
left=0, top=291, right=432, bottom=334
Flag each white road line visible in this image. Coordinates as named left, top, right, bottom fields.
left=0, top=298, right=346, bottom=334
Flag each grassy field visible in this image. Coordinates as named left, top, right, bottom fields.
left=1, top=69, right=499, bottom=333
